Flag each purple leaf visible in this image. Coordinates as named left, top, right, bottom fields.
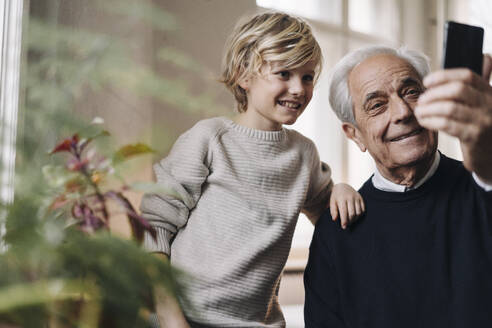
left=72, top=202, right=107, bottom=234
left=72, top=203, right=83, bottom=219
left=50, top=134, right=79, bottom=154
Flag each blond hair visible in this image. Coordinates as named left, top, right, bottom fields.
left=220, top=12, right=323, bottom=113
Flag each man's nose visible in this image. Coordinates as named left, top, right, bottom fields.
left=288, top=77, right=305, bottom=96
left=391, top=97, right=414, bottom=123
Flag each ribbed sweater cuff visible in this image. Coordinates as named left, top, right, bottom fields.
left=143, top=227, right=173, bottom=255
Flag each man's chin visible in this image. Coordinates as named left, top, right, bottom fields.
left=392, top=146, right=436, bottom=168
left=389, top=132, right=437, bottom=166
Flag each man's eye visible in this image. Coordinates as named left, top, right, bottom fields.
left=371, top=103, right=383, bottom=110
left=405, top=88, right=421, bottom=97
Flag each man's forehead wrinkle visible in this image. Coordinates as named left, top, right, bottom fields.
left=399, top=76, right=424, bottom=89
left=358, top=66, right=419, bottom=99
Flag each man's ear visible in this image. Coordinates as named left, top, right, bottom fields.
left=342, top=122, right=367, bottom=152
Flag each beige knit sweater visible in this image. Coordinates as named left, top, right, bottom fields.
left=141, top=117, right=332, bottom=327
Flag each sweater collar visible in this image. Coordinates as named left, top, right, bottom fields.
left=372, top=152, right=441, bottom=192
left=222, top=117, right=286, bottom=142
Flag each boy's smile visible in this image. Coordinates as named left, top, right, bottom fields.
left=236, top=61, right=316, bottom=131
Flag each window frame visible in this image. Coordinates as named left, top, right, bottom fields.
left=0, top=0, right=25, bottom=248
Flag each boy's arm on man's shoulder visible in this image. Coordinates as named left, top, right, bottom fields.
left=302, top=178, right=333, bottom=225
left=302, top=155, right=333, bottom=224
left=304, top=219, right=346, bottom=328
left=301, top=138, right=333, bottom=222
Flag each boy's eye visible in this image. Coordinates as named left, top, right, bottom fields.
left=276, top=71, right=290, bottom=79
left=303, top=74, right=314, bottom=82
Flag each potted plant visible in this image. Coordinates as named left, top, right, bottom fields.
left=0, top=122, right=188, bottom=327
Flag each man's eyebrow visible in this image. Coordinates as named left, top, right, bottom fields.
left=363, top=91, right=386, bottom=108
left=399, top=77, right=422, bottom=88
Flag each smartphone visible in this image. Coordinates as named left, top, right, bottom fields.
left=442, top=21, right=484, bottom=75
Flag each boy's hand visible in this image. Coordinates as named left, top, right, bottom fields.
left=154, top=253, right=191, bottom=328
left=329, top=183, right=365, bottom=229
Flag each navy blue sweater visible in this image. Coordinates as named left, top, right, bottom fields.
left=304, top=155, right=492, bottom=328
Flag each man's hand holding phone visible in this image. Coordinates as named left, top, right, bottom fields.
left=414, top=21, right=492, bottom=184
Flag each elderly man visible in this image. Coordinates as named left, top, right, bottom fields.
left=304, top=46, right=492, bottom=328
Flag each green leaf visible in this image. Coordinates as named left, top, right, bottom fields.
left=112, top=143, right=154, bottom=164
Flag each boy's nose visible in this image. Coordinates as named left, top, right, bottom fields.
left=288, top=78, right=305, bottom=96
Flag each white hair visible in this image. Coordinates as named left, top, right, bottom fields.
left=329, top=46, right=431, bottom=124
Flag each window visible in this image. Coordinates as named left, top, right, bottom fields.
left=349, top=0, right=400, bottom=42
left=0, top=0, right=24, bottom=249
left=10, top=1, right=236, bottom=239
left=449, top=0, right=492, bottom=53
left=257, top=0, right=343, bottom=25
